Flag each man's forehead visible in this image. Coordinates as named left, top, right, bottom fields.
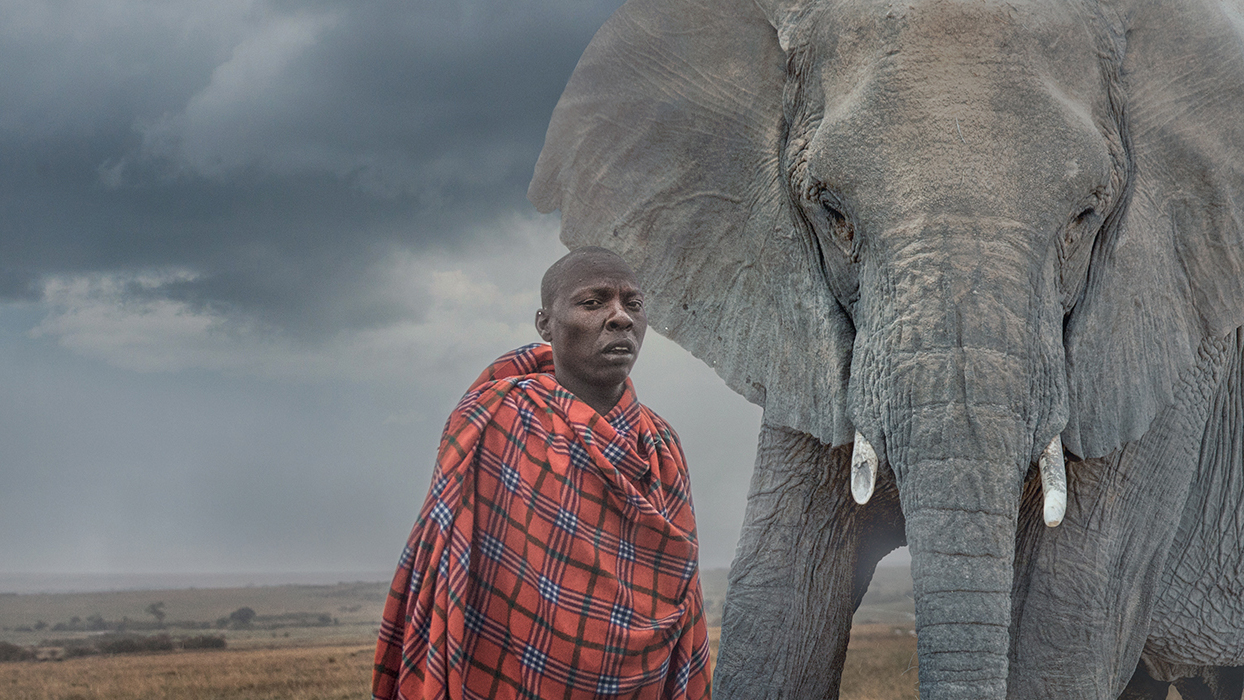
left=558, top=252, right=632, bottom=278
left=560, top=274, right=642, bottom=296
left=561, top=258, right=636, bottom=284
left=544, top=251, right=641, bottom=305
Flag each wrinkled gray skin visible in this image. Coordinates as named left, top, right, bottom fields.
left=529, top=0, right=1244, bottom=697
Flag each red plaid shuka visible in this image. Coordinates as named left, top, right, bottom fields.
left=373, top=343, right=711, bottom=700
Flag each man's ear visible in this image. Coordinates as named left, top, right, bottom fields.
left=535, top=309, right=553, bottom=342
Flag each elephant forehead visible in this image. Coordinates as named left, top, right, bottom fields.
left=807, top=0, right=1102, bottom=62
left=798, top=0, right=1114, bottom=218
left=804, top=0, right=1104, bottom=85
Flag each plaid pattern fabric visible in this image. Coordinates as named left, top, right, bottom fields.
left=374, top=343, right=710, bottom=700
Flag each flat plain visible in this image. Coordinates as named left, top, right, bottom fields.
left=1, top=565, right=1173, bottom=700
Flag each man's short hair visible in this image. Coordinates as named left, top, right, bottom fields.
left=540, top=246, right=634, bottom=309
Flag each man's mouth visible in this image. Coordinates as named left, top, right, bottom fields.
left=603, top=340, right=635, bottom=355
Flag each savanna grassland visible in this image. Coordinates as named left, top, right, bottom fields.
left=0, top=644, right=375, bottom=700
left=6, top=566, right=1175, bottom=700
left=0, top=578, right=386, bottom=699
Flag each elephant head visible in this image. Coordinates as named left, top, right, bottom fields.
left=529, top=0, right=1244, bottom=697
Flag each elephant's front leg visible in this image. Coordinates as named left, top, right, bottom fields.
left=1009, top=335, right=1239, bottom=699
left=713, top=421, right=905, bottom=700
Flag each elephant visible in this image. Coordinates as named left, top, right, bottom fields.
left=527, top=0, right=1244, bottom=698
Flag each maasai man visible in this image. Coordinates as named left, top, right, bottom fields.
left=373, top=247, right=711, bottom=700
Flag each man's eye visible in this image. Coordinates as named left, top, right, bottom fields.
left=627, top=300, right=644, bottom=310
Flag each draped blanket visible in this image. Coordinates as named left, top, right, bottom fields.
left=373, top=344, right=710, bottom=700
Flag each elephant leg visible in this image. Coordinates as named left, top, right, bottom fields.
left=713, top=421, right=905, bottom=700
left=1145, top=329, right=1244, bottom=672
left=1117, top=661, right=1172, bottom=700
left=1009, top=336, right=1240, bottom=700
left=1172, top=667, right=1244, bottom=700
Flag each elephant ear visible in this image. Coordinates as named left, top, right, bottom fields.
left=529, top=0, right=855, bottom=446
left=1063, top=0, right=1244, bottom=458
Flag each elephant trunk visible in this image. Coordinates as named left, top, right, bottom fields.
left=874, top=387, right=1029, bottom=699
left=848, top=219, right=1066, bottom=699
left=903, top=451, right=1023, bottom=699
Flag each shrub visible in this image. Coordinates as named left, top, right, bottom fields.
left=61, top=645, right=98, bottom=659
left=228, top=607, right=256, bottom=627
left=96, top=634, right=174, bottom=655
left=0, top=641, right=35, bottom=662
left=181, top=635, right=226, bottom=650
left=56, top=634, right=187, bottom=658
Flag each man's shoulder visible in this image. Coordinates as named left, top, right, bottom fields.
left=448, top=345, right=559, bottom=419
left=452, top=372, right=555, bottom=424
left=467, top=343, right=556, bottom=391
left=636, top=401, right=682, bottom=447
left=434, top=375, right=558, bottom=469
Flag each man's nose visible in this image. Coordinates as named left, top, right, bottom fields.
left=604, top=300, right=634, bottom=329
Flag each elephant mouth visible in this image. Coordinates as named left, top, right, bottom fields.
left=850, top=431, right=1067, bottom=527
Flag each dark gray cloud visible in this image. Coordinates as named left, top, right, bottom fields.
left=0, top=0, right=832, bottom=579
left=0, top=0, right=623, bottom=332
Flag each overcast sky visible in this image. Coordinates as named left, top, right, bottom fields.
left=0, top=0, right=786, bottom=579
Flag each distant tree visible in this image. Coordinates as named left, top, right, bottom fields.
left=228, top=607, right=256, bottom=626
left=32, top=621, right=46, bottom=631
left=145, top=602, right=166, bottom=627
left=86, top=613, right=107, bottom=631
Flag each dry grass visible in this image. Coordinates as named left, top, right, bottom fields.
left=708, top=622, right=920, bottom=700
left=5, top=571, right=1169, bottom=700
left=840, top=624, right=920, bottom=700
left=0, top=644, right=373, bottom=700
left=8, top=628, right=923, bottom=700
left=1, top=628, right=1180, bottom=700
left=836, top=626, right=1182, bottom=700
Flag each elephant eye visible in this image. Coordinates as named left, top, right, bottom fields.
left=822, top=201, right=851, bottom=236
left=816, top=190, right=855, bottom=246
left=1064, top=196, right=1106, bottom=250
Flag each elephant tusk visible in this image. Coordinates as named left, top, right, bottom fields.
left=851, top=431, right=878, bottom=505
left=1039, top=435, right=1067, bottom=527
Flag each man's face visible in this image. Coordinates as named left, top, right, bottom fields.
left=536, top=257, right=647, bottom=401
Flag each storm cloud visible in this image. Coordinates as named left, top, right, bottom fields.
left=0, top=0, right=778, bottom=579
left=1, top=0, right=621, bottom=329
